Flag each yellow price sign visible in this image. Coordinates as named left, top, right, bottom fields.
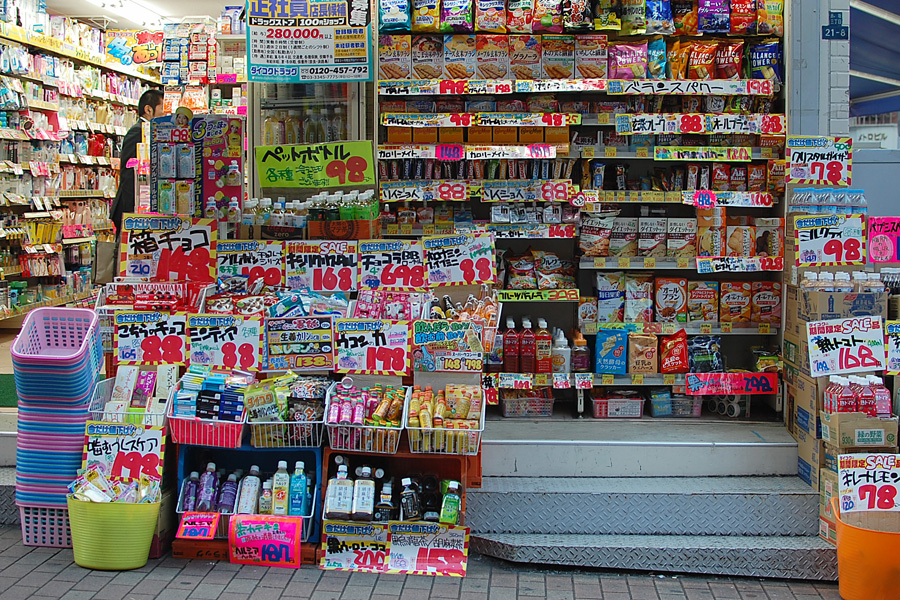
left=721, top=322, right=732, bottom=333
left=631, top=374, right=644, bottom=385
left=700, top=324, right=713, bottom=334
left=601, top=374, right=614, bottom=385
left=663, top=374, right=676, bottom=385
left=759, top=323, right=771, bottom=334
left=534, top=373, right=550, bottom=386
left=618, top=257, right=631, bottom=269
left=593, top=257, right=608, bottom=269
left=400, top=224, right=414, bottom=235
left=423, top=225, right=435, bottom=235
left=677, top=257, right=690, bottom=269
left=604, top=146, right=617, bottom=158
left=386, top=224, right=399, bottom=235
left=643, top=258, right=656, bottom=269
left=636, top=147, right=649, bottom=158
left=582, top=147, right=595, bottom=158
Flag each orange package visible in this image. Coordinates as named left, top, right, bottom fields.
left=752, top=281, right=782, bottom=326
left=720, top=282, right=751, bottom=324
left=655, top=277, right=688, bottom=323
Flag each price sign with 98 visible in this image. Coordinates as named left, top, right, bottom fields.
left=794, top=214, right=866, bottom=267
left=423, top=233, right=496, bottom=287
left=114, top=311, right=187, bottom=365
left=334, top=319, right=411, bottom=376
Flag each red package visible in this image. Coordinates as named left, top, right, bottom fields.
left=730, top=0, right=756, bottom=34
left=712, top=163, right=731, bottom=191
left=714, top=40, right=744, bottom=79
left=660, top=330, right=689, bottom=373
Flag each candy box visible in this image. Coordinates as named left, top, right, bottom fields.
left=595, top=329, right=627, bottom=374
left=476, top=34, right=509, bottom=78
left=575, top=34, right=608, bottom=79
left=638, top=217, right=667, bottom=257
left=541, top=34, right=574, bottom=79
left=720, top=281, right=752, bottom=324
left=596, top=271, right=625, bottom=322
left=688, top=281, right=719, bottom=323
left=509, top=34, right=542, bottom=80
left=411, top=35, right=444, bottom=80
left=752, top=281, right=782, bottom=326
left=726, top=225, right=756, bottom=257
left=610, top=217, right=638, bottom=257
left=655, top=277, right=688, bottom=323
left=667, top=218, right=697, bottom=258
left=379, top=35, right=412, bottom=79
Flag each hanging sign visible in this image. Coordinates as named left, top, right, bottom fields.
left=216, top=240, right=284, bottom=290
left=838, top=454, right=900, bottom=513
left=333, top=319, right=411, bottom=376
left=187, top=315, right=264, bottom=371
left=284, top=240, right=358, bottom=292
left=229, top=515, right=303, bottom=568
left=793, top=214, right=866, bottom=266
left=411, top=320, right=484, bottom=373
left=256, top=142, right=375, bottom=188
left=685, top=372, right=778, bottom=396
left=320, top=521, right=388, bottom=573
left=82, top=421, right=166, bottom=481
left=423, top=234, right=496, bottom=287
left=681, top=191, right=774, bottom=208
left=358, top=240, right=426, bottom=291
left=176, top=512, right=220, bottom=540
left=104, top=30, right=164, bottom=66
left=265, top=316, right=335, bottom=371
left=887, top=321, right=900, bottom=375
left=806, top=316, right=886, bottom=377
left=606, top=79, right=772, bottom=96
left=786, top=136, right=852, bottom=186
left=385, top=522, right=469, bottom=577
left=114, top=311, right=187, bottom=365
left=119, top=214, right=217, bottom=283
left=654, top=147, right=751, bottom=161
left=867, top=217, right=900, bottom=263
left=695, top=256, right=784, bottom=273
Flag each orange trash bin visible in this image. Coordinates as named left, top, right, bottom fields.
left=832, top=498, right=900, bottom=600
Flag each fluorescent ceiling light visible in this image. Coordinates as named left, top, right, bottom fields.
left=83, top=0, right=168, bottom=27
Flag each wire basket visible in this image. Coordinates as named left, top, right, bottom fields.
left=167, top=398, right=246, bottom=448
left=404, top=391, right=485, bottom=455
left=249, top=420, right=325, bottom=449
left=324, top=383, right=407, bottom=455
left=20, top=505, right=72, bottom=548
left=88, top=377, right=169, bottom=427
left=592, top=397, right=645, bottom=418
left=650, top=395, right=703, bottom=418
left=501, top=395, right=555, bottom=418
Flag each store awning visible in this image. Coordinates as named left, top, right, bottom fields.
left=851, top=0, right=900, bottom=116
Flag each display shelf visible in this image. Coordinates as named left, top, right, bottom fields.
left=580, top=256, right=784, bottom=272
left=381, top=112, right=581, bottom=127
left=580, top=322, right=777, bottom=336
left=61, top=236, right=94, bottom=245
left=606, top=113, right=786, bottom=135
left=57, top=190, right=106, bottom=198
left=380, top=179, right=575, bottom=203
left=458, top=223, right=577, bottom=239
left=0, top=129, right=28, bottom=141
left=378, top=143, right=560, bottom=160
left=484, top=371, right=686, bottom=389
left=25, top=98, right=59, bottom=112
left=383, top=223, right=456, bottom=236
left=67, top=121, right=128, bottom=135
left=0, top=290, right=95, bottom=322
left=58, top=154, right=113, bottom=166
left=497, top=289, right=579, bottom=302
left=215, top=34, right=246, bottom=42
left=378, top=78, right=776, bottom=96
left=0, top=266, right=23, bottom=276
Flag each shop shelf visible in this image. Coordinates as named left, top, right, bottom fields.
left=404, top=393, right=485, bottom=456
left=167, top=407, right=247, bottom=449
left=324, top=383, right=408, bottom=455
left=88, top=377, right=169, bottom=427
left=249, top=420, right=326, bottom=449
left=649, top=396, right=703, bottom=418
left=500, top=395, right=555, bottom=418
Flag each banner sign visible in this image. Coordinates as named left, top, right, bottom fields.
left=82, top=421, right=166, bottom=481
left=114, top=311, right=187, bottom=365
left=266, top=316, right=335, bottom=371
left=385, top=522, right=469, bottom=577
left=786, top=136, right=852, bottom=186
left=229, top=515, right=303, bottom=568
left=695, top=256, right=784, bottom=273
left=423, top=233, right=496, bottom=287
left=105, top=30, right=164, bottom=66
left=685, top=372, right=778, bottom=396
left=682, top=190, right=774, bottom=208
left=616, top=113, right=784, bottom=135
left=256, top=142, right=375, bottom=188
left=654, top=147, right=751, bottom=162
left=887, top=321, right=900, bottom=375
left=358, top=240, right=426, bottom=291
left=838, top=454, right=900, bottom=513
left=411, top=320, right=484, bottom=373
left=320, top=521, right=388, bottom=573
left=217, top=240, right=284, bottom=290
left=806, top=316, right=886, bottom=377
left=187, top=315, right=264, bottom=371
left=119, top=214, right=217, bottom=283
left=285, top=240, right=358, bottom=292
left=606, top=79, right=773, bottom=96
left=176, top=512, right=220, bottom=540
left=794, top=214, right=866, bottom=266
left=333, top=319, right=411, bottom=375
left=867, top=217, right=900, bottom=263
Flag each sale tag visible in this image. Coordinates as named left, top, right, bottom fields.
left=677, top=257, right=690, bottom=269
left=358, top=239, right=427, bottom=291
left=758, top=323, right=771, bottom=334
left=794, top=214, right=866, bottom=266
left=119, top=214, right=217, bottom=283
left=114, top=311, right=187, bottom=365
left=636, top=147, right=649, bottom=158
left=552, top=373, right=571, bottom=389
left=838, top=454, right=900, bottom=514
left=499, top=372, right=532, bottom=389
left=385, top=522, right=469, bottom=577
left=285, top=240, right=358, bottom=292
left=217, top=240, right=284, bottom=291
left=786, top=136, right=852, bottom=186
left=334, top=319, right=411, bottom=376
left=631, top=374, right=644, bottom=385
left=807, top=316, right=886, bottom=377
left=685, top=372, right=778, bottom=395
left=532, top=373, right=550, bottom=386
left=574, top=373, right=594, bottom=389
left=177, top=512, right=220, bottom=541
left=411, top=320, right=483, bottom=373
left=601, top=373, right=615, bottom=385
left=604, top=146, right=617, bottom=158
left=82, top=421, right=166, bottom=481
left=618, top=257, right=630, bottom=269
left=321, top=521, right=388, bottom=573
left=423, top=233, right=495, bottom=287
left=229, top=515, right=303, bottom=568
left=266, top=316, right=335, bottom=371
left=256, top=142, right=375, bottom=188
left=643, top=258, right=656, bottom=269
left=868, top=217, right=900, bottom=263
left=721, top=322, right=732, bottom=333
left=187, top=315, right=263, bottom=371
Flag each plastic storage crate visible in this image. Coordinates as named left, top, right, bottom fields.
left=89, top=377, right=169, bottom=427
left=324, top=382, right=406, bottom=455
left=592, top=397, right=645, bottom=418
left=501, top=395, right=554, bottom=418
left=12, top=307, right=99, bottom=366
left=650, top=395, right=703, bottom=418
left=405, top=391, right=486, bottom=455
left=20, top=506, right=72, bottom=548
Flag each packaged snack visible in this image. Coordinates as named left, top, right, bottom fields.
left=596, top=272, right=626, bottom=322
left=748, top=164, right=766, bottom=192
left=621, top=0, right=647, bottom=35
left=767, top=159, right=785, bottom=194
left=756, top=0, right=783, bottom=36
left=628, top=333, right=658, bottom=373
left=476, top=0, right=507, bottom=31
left=609, top=41, right=648, bottom=80
left=595, top=330, right=628, bottom=374
left=579, top=296, right=598, bottom=327
left=730, top=166, right=747, bottom=191
left=655, top=277, right=687, bottom=323
left=726, top=225, right=755, bottom=257
left=696, top=207, right=725, bottom=227
left=381, top=0, right=412, bottom=31
left=638, top=217, right=667, bottom=257
left=412, top=0, right=440, bottom=31
left=610, top=217, right=638, bottom=257
left=752, top=281, right=781, bottom=325
left=509, top=34, right=542, bottom=79
left=575, top=34, right=608, bottom=79
left=687, top=41, right=717, bottom=80
left=749, top=40, right=782, bottom=83
left=659, top=330, right=689, bottom=373
left=753, top=217, right=784, bottom=257
left=542, top=34, right=574, bottom=78
left=646, top=0, right=674, bottom=34
left=714, top=40, right=744, bottom=80
left=476, top=35, right=509, bottom=78
left=506, top=252, right=538, bottom=289
left=697, top=227, right=724, bottom=256
left=444, top=34, right=477, bottom=79
left=412, top=35, right=444, bottom=79
left=625, top=274, right=654, bottom=322
left=533, top=250, right=576, bottom=289
left=666, top=38, right=690, bottom=79
left=697, top=0, right=728, bottom=32
left=730, top=0, right=756, bottom=34
left=533, top=0, right=563, bottom=32
left=442, top=0, right=475, bottom=32
left=712, top=163, right=730, bottom=191
left=379, top=35, right=412, bottom=79
left=688, top=335, right=723, bottom=372
left=688, top=281, right=718, bottom=322
left=720, top=282, right=751, bottom=324
left=672, top=0, right=698, bottom=35
left=647, top=36, right=666, bottom=80
left=508, top=0, right=534, bottom=33
left=666, top=218, right=696, bottom=258
left=580, top=214, right=615, bottom=256
left=594, top=0, right=621, bottom=30
left=563, top=0, right=593, bottom=31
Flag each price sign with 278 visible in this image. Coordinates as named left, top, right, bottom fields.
left=114, top=311, right=187, bottom=365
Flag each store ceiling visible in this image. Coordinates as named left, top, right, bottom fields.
left=851, top=0, right=900, bottom=116
left=45, top=0, right=226, bottom=29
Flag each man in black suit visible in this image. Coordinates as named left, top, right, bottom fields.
left=111, top=89, right=165, bottom=231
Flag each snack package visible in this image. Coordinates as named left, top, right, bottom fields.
left=444, top=34, right=477, bottom=79
left=610, top=217, right=638, bottom=257
left=688, top=335, right=724, bottom=372
left=412, top=0, right=440, bottom=31
left=655, top=277, right=687, bottom=323
left=647, top=35, right=667, bottom=80
left=754, top=217, right=784, bottom=257
left=533, top=0, right=563, bottom=32
left=672, top=0, right=698, bottom=35
left=752, top=281, right=782, bottom=326
left=442, top=0, right=475, bottom=32
left=687, top=40, right=717, bottom=80
left=620, top=0, right=647, bottom=35
left=696, top=206, right=725, bottom=227
left=697, top=227, right=725, bottom=256
left=730, top=166, right=748, bottom=191
left=579, top=296, right=598, bottom=327
left=533, top=250, right=576, bottom=289
left=757, top=0, right=783, bottom=36
left=379, top=35, right=412, bottom=79
left=563, top=0, right=593, bottom=31
left=580, top=214, right=615, bottom=256
left=749, top=39, right=782, bottom=83
left=660, top=329, right=689, bottom=373
left=412, top=35, right=444, bottom=79
left=595, top=329, right=628, bottom=374
left=381, top=0, right=412, bottom=31
left=720, top=282, right=752, bottom=324
left=748, top=164, right=766, bottom=192
left=506, top=252, right=538, bottom=289
left=625, top=274, right=654, bottom=322
left=596, top=272, right=625, bottom=322
left=575, top=34, right=608, bottom=79
left=726, top=225, right=755, bottom=257
left=609, top=41, right=648, bottom=80
left=688, top=281, right=718, bottom=322
left=712, top=163, right=730, bottom=191
left=666, top=218, right=697, bottom=257
left=628, top=333, right=658, bottom=373
left=509, top=34, right=542, bottom=79
left=508, top=0, right=534, bottom=32
left=697, top=0, right=729, bottom=32
left=730, top=0, right=756, bottom=34
left=714, top=40, right=744, bottom=80
left=476, top=0, right=507, bottom=31
left=542, top=34, right=574, bottom=78
left=646, top=0, right=674, bottom=34
left=594, top=0, right=622, bottom=30
left=767, top=159, right=785, bottom=194
left=638, top=217, right=667, bottom=257
left=476, top=35, right=509, bottom=78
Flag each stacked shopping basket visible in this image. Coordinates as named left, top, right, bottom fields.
left=12, top=307, right=101, bottom=547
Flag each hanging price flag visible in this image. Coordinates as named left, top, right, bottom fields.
left=216, top=240, right=284, bottom=290
left=793, top=214, right=866, bottom=266
left=82, top=421, right=166, bottom=481
left=358, top=240, right=427, bottom=291
left=266, top=316, right=335, bottom=371
left=284, top=240, right=358, bottom=292
left=320, top=521, right=388, bottom=573
left=838, top=454, right=900, bottom=514
left=423, top=233, right=496, bottom=287
left=119, top=214, right=217, bottom=283
left=114, top=311, right=187, bottom=365
left=867, top=217, right=900, bottom=263
left=255, top=142, right=375, bottom=188
left=786, top=136, right=852, bottom=186
left=807, top=316, right=886, bottom=377
left=187, top=315, right=264, bottom=371
left=333, top=319, right=411, bottom=376
left=385, top=522, right=469, bottom=577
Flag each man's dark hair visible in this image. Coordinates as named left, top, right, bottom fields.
left=138, top=89, right=164, bottom=119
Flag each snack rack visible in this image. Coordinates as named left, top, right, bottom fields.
left=88, top=377, right=170, bottom=427
left=324, top=380, right=409, bottom=454
left=404, top=390, right=486, bottom=455
left=166, top=383, right=247, bottom=449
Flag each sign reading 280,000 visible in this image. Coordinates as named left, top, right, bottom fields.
left=246, top=0, right=371, bottom=83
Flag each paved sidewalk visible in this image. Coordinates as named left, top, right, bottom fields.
left=0, top=527, right=839, bottom=600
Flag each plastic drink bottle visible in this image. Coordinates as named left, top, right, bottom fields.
left=400, top=478, right=421, bottom=521
left=324, top=465, right=354, bottom=520
left=196, top=462, right=217, bottom=512
left=439, top=481, right=461, bottom=525
left=272, top=461, right=290, bottom=515
left=535, top=318, right=552, bottom=373
left=351, top=466, right=375, bottom=521
left=236, top=465, right=261, bottom=514
left=503, top=318, right=519, bottom=372
left=217, top=474, right=238, bottom=513
left=289, top=461, right=308, bottom=516
left=519, top=318, right=536, bottom=373
left=571, top=331, right=591, bottom=372
left=551, top=329, right=571, bottom=373
left=373, top=482, right=395, bottom=522
left=259, top=481, right=273, bottom=515
left=182, top=471, right=199, bottom=511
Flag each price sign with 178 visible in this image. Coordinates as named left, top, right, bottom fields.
left=284, top=241, right=358, bottom=292
left=334, top=319, right=411, bottom=376
left=358, top=240, right=426, bottom=291
left=114, top=311, right=187, bottom=365
left=794, top=214, right=866, bottom=266
left=187, top=315, right=263, bottom=371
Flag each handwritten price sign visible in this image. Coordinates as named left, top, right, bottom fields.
left=685, top=372, right=777, bottom=395
left=119, top=214, right=217, bottom=283
left=82, top=421, right=166, bottom=481
left=423, top=233, right=495, bottom=287
left=320, top=521, right=388, bottom=573
left=285, top=240, right=358, bottom=292
left=255, top=141, right=375, bottom=188
left=794, top=214, right=866, bottom=266
left=886, top=321, right=900, bottom=375
left=229, top=515, right=303, bottom=568
left=217, top=240, right=284, bottom=290
left=187, top=315, right=263, bottom=371
left=266, top=316, right=335, bottom=371
left=806, top=316, right=886, bottom=377
left=114, top=311, right=187, bottom=365
left=177, top=512, right=220, bottom=540
left=411, top=320, right=483, bottom=373
left=334, top=319, right=411, bottom=376
left=358, top=240, right=426, bottom=291
left=838, top=454, right=900, bottom=514
left=787, top=136, right=852, bottom=186
left=385, top=522, right=469, bottom=577
left=867, top=217, right=900, bottom=263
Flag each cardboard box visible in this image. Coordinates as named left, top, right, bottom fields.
left=784, top=285, right=802, bottom=336
left=476, top=35, right=508, bottom=79
left=308, top=218, right=380, bottom=240
left=575, top=34, right=607, bottom=79
left=782, top=329, right=811, bottom=375
left=518, top=127, right=544, bottom=143
left=819, top=466, right=839, bottom=523
left=544, top=127, right=569, bottom=143
left=787, top=369, right=826, bottom=439
left=149, top=487, right=177, bottom=558
left=796, top=427, right=825, bottom=491
left=796, top=290, right=888, bottom=323
left=493, top=126, right=517, bottom=143
left=438, top=127, right=464, bottom=143
left=820, top=410, right=899, bottom=448
left=378, top=34, right=411, bottom=79
left=819, top=513, right=837, bottom=546
left=387, top=127, right=413, bottom=143
left=720, top=281, right=752, bottom=324
left=467, top=126, right=492, bottom=143
left=666, top=218, right=697, bottom=258
left=752, top=281, right=782, bottom=326
left=509, top=34, right=542, bottom=80
left=413, top=128, right=439, bottom=143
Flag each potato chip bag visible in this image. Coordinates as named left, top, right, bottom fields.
left=697, top=0, right=728, bottom=32
left=412, top=0, right=440, bottom=31
left=647, top=35, right=667, bottom=80
left=730, top=0, right=756, bottom=34
left=646, top=0, right=674, bottom=34
left=507, top=0, right=534, bottom=32
left=442, top=0, right=474, bottom=32
left=757, top=0, right=783, bottom=36
left=563, top=0, right=593, bottom=32
left=533, top=0, right=563, bottom=32
left=506, top=252, right=538, bottom=289
left=714, top=40, right=743, bottom=79
left=380, top=0, right=412, bottom=31
left=609, top=40, right=648, bottom=80
left=476, top=0, right=507, bottom=31
left=687, top=40, right=716, bottom=80
left=672, top=0, right=698, bottom=35
left=666, top=38, right=690, bottom=78
left=594, top=0, right=622, bottom=30
left=621, top=0, right=647, bottom=35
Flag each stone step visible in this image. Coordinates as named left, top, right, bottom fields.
left=471, top=533, right=837, bottom=580
left=467, top=476, right=818, bottom=536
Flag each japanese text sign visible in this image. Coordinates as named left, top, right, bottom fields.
left=119, top=214, right=217, bottom=283
left=82, top=421, right=166, bottom=481
left=786, top=136, right=852, bottom=186
left=114, top=311, right=187, bottom=365
left=177, top=512, right=220, bottom=540
left=217, top=240, right=285, bottom=290
left=685, top=372, right=777, bottom=396
left=423, top=234, right=496, bottom=287
left=333, top=319, right=411, bottom=376
left=411, top=320, right=484, bottom=373
left=806, top=316, right=886, bottom=377
left=867, top=217, right=900, bottom=263
left=229, top=515, right=303, bottom=568
left=320, top=521, right=388, bottom=573
left=385, top=522, right=469, bottom=577
left=886, top=321, right=900, bottom=375
left=256, top=142, right=375, bottom=188
left=105, top=30, right=163, bottom=66
left=187, top=315, right=264, bottom=371
left=285, top=240, right=358, bottom=292
left=358, top=239, right=427, bottom=291
left=838, top=454, right=900, bottom=513
left=793, top=214, right=866, bottom=266
left=266, top=316, right=335, bottom=371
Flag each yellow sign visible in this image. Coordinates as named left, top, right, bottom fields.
left=256, top=141, right=375, bottom=188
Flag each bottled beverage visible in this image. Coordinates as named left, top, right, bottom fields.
left=399, top=478, right=421, bottom=521
left=272, top=460, right=290, bottom=516
left=294, top=201, right=309, bottom=229
left=834, top=272, right=853, bottom=292
left=324, top=465, right=354, bottom=520
left=854, top=376, right=876, bottom=417
left=824, top=376, right=839, bottom=412
left=838, top=376, right=859, bottom=412
left=289, top=461, right=309, bottom=516
left=322, top=108, right=333, bottom=142
left=270, top=198, right=285, bottom=227
left=182, top=471, right=200, bottom=511
left=800, top=271, right=818, bottom=290
left=217, top=474, right=238, bottom=513
left=236, top=465, right=261, bottom=514
left=351, top=466, right=375, bottom=521
left=226, top=198, right=241, bottom=224
left=241, top=198, right=258, bottom=226
left=485, top=326, right=503, bottom=373
left=259, top=481, right=273, bottom=515
left=373, top=482, right=395, bottom=522
left=284, top=110, right=301, bottom=145
left=817, top=272, right=835, bottom=292
left=852, top=271, right=867, bottom=292
left=196, top=462, right=218, bottom=512
left=325, top=194, right=342, bottom=221
left=330, top=106, right=346, bottom=141
left=339, top=194, right=355, bottom=221
left=503, top=318, right=520, bottom=372
left=551, top=329, right=571, bottom=373
left=535, top=318, right=552, bottom=374
left=263, top=112, right=283, bottom=146
left=257, top=198, right=272, bottom=226
left=439, top=481, right=461, bottom=525
left=571, top=331, right=591, bottom=373
left=519, top=318, right=536, bottom=373
left=867, top=271, right=886, bottom=292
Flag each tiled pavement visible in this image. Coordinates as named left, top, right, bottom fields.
left=0, top=528, right=840, bottom=600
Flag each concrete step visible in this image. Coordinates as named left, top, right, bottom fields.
left=471, top=533, right=837, bottom=580
left=467, top=476, right=818, bottom=536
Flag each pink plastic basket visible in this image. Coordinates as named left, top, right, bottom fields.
left=12, top=308, right=99, bottom=363
left=20, top=506, right=72, bottom=548
left=592, top=398, right=645, bottom=418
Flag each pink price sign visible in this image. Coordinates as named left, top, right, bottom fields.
left=229, top=515, right=303, bottom=568
left=868, top=217, right=900, bottom=263
left=176, top=512, right=220, bottom=540
left=685, top=373, right=777, bottom=396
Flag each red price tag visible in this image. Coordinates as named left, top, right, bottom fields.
left=381, top=264, right=426, bottom=288
left=809, top=160, right=846, bottom=184
left=177, top=513, right=220, bottom=540
left=112, top=450, right=161, bottom=480
left=170, top=128, right=191, bottom=142
left=746, top=79, right=772, bottom=95
left=435, top=144, right=464, bottom=161
left=458, top=257, right=493, bottom=284
left=439, top=80, right=468, bottom=95
left=823, top=238, right=863, bottom=263
left=858, top=484, right=899, bottom=510
left=353, top=548, right=387, bottom=570
left=222, top=341, right=260, bottom=370
left=156, top=247, right=213, bottom=283
left=547, top=225, right=573, bottom=238
left=569, top=192, right=586, bottom=208
left=527, top=144, right=554, bottom=158
left=241, top=266, right=282, bottom=287
left=436, top=181, right=467, bottom=201
left=140, top=334, right=185, bottom=363
left=325, top=156, right=369, bottom=184
left=541, top=113, right=565, bottom=127
left=313, top=267, right=355, bottom=292
left=494, top=82, right=512, bottom=94
left=414, top=547, right=467, bottom=577
left=448, top=113, right=473, bottom=127
left=679, top=114, right=704, bottom=133
left=541, top=181, right=569, bottom=201
left=761, top=114, right=784, bottom=134
left=365, top=346, right=408, bottom=372
left=758, top=256, right=784, bottom=271
left=839, top=345, right=884, bottom=371
left=693, top=189, right=715, bottom=208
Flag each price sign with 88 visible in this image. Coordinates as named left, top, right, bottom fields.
left=114, top=311, right=187, bottom=365
left=188, top=315, right=263, bottom=371
left=423, top=233, right=496, bottom=287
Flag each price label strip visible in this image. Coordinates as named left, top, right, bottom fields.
left=334, top=319, right=411, bottom=376
left=793, top=214, right=866, bottom=267
left=423, top=233, right=496, bottom=287
left=114, top=311, right=187, bottom=365
left=358, top=239, right=427, bottom=291
left=696, top=256, right=784, bottom=273
left=119, top=214, right=217, bottom=283
left=284, top=240, right=359, bottom=292
left=187, top=315, right=264, bottom=371
left=216, top=240, right=285, bottom=290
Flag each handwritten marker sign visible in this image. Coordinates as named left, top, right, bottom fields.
left=320, top=521, right=388, bottom=573
left=266, top=316, right=335, bottom=371
left=867, top=217, right=900, bottom=263
left=411, top=320, right=483, bottom=373
left=887, top=321, right=900, bottom=375
left=119, top=214, right=217, bottom=283
left=358, top=240, right=427, bottom=291
left=423, top=233, right=496, bottom=287
left=82, top=421, right=166, bottom=481
left=385, top=522, right=469, bottom=577
left=334, top=319, right=411, bottom=376
left=255, top=141, right=375, bottom=188
left=806, top=316, right=886, bottom=377
left=177, top=512, right=220, bottom=540
left=684, top=372, right=777, bottom=396
left=114, top=311, right=187, bottom=365
left=794, top=214, right=866, bottom=266
left=229, top=515, right=303, bottom=568
left=787, top=135, right=852, bottom=186
left=285, top=240, right=358, bottom=292
left=217, top=240, right=284, bottom=290
left=838, top=454, right=900, bottom=514
left=187, top=315, right=264, bottom=371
